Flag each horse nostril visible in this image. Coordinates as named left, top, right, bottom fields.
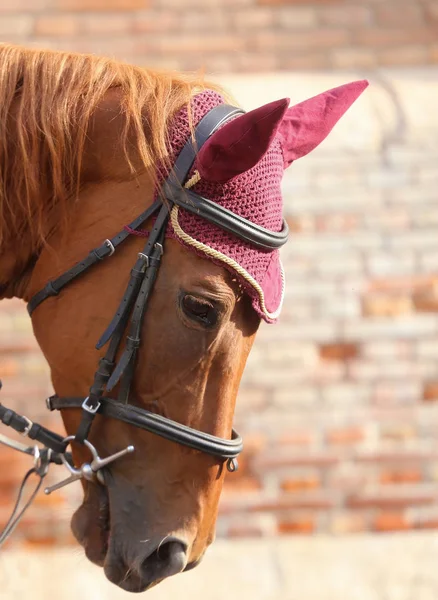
left=140, top=540, right=188, bottom=581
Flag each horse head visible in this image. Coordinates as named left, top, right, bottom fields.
left=0, top=44, right=367, bottom=592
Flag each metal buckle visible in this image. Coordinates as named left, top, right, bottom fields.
left=21, top=416, right=33, bottom=437
left=154, top=242, right=164, bottom=256
left=82, top=396, right=101, bottom=414
left=137, top=252, right=149, bottom=266
left=104, top=239, right=115, bottom=256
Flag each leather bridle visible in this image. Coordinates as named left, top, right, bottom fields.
left=0, top=103, right=288, bottom=542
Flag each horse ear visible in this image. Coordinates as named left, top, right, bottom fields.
left=196, top=98, right=289, bottom=184
left=279, top=80, right=369, bottom=168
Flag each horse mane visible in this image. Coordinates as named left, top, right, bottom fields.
left=0, top=43, right=227, bottom=249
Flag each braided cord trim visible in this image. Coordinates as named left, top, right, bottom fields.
left=170, top=203, right=285, bottom=320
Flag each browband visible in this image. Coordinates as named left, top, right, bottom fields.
left=163, top=182, right=289, bottom=250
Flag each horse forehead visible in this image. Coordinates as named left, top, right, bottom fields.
left=163, top=241, right=233, bottom=287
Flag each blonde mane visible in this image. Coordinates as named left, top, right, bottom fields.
left=0, top=43, right=227, bottom=249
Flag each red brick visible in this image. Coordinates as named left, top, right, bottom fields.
left=426, top=2, right=438, bottom=21
left=431, top=45, right=438, bottom=63
left=328, top=469, right=367, bottom=493
left=423, top=382, right=438, bottom=402
left=275, top=6, right=317, bottom=28
left=53, top=0, right=146, bottom=9
left=330, top=512, right=368, bottom=534
left=255, top=452, right=340, bottom=469
left=82, top=14, right=133, bottom=35
left=415, top=519, right=438, bottom=530
left=256, top=29, right=349, bottom=51
left=278, top=431, right=315, bottom=446
left=133, top=11, right=179, bottom=33
left=279, top=52, right=331, bottom=70
left=356, top=27, right=438, bottom=47
left=326, top=426, right=364, bottom=445
left=380, top=424, right=417, bottom=442
left=248, top=493, right=336, bottom=512
left=0, top=340, right=39, bottom=354
left=34, top=16, right=81, bottom=37
left=286, top=216, right=314, bottom=233
left=24, top=535, right=59, bottom=547
left=0, top=359, right=19, bottom=377
left=413, top=289, right=438, bottom=312
left=231, top=9, right=276, bottom=29
left=224, top=476, right=262, bottom=493
left=33, top=492, right=68, bottom=508
left=373, top=512, right=410, bottom=532
left=158, top=35, right=245, bottom=55
left=362, top=294, right=412, bottom=317
left=348, top=490, right=436, bottom=509
left=375, top=3, right=424, bottom=26
left=0, top=0, right=47, bottom=10
left=368, top=275, right=438, bottom=293
left=281, top=476, right=320, bottom=493
left=319, top=5, right=372, bottom=26
left=377, top=46, right=429, bottom=67
left=259, top=0, right=339, bottom=4
left=225, top=53, right=280, bottom=73
left=315, top=214, right=360, bottom=233
left=0, top=448, right=30, bottom=484
left=380, top=470, right=422, bottom=484
left=227, top=524, right=264, bottom=538
left=278, top=518, right=315, bottom=534
left=320, top=343, right=358, bottom=361
left=243, top=433, right=268, bottom=454
left=356, top=450, right=436, bottom=463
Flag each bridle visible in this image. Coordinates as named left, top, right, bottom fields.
left=0, top=103, right=288, bottom=544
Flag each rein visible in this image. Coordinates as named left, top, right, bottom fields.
left=0, top=103, right=288, bottom=546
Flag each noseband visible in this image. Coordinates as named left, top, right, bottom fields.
left=0, top=103, right=288, bottom=542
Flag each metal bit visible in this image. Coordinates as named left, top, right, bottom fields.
left=44, top=436, right=134, bottom=495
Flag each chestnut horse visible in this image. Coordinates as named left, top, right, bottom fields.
left=0, top=44, right=367, bottom=592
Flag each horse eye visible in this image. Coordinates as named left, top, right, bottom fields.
left=180, top=294, right=219, bottom=327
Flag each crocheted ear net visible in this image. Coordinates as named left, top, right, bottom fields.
left=162, top=90, right=285, bottom=324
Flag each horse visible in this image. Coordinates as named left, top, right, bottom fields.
left=0, top=43, right=367, bottom=592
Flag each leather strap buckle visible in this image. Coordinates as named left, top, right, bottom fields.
left=82, top=396, right=101, bottom=414
left=137, top=252, right=149, bottom=266
left=46, top=396, right=55, bottom=411
left=104, top=239, right=115, bottom=256
left=21, top=416, right=34, bottom=437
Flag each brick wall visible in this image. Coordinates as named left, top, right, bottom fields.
left=2, top=69, right=438, bottom=546
left=0, top=0, right=438, bottom=72
left=218, top=71, right=438, bottom=538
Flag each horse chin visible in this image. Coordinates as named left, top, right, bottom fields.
left=103, top=561, right=162, bottom=594
left=70, top=482, right=110, bottom=567
left=102, top=550, right=204, bottom=593
left=184, top=555, right=204, bottom=572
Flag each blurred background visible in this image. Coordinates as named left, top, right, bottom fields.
left=1, top=0, right=438, bottom=598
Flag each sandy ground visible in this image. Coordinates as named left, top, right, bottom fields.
left=2, top=533, right=438, bottom=600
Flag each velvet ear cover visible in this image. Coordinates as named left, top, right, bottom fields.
left=196, top=98, right=289, bottom=184
left=279, top=79, right=369, bottom=167
left=197, top=80, right=369, bottom=183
